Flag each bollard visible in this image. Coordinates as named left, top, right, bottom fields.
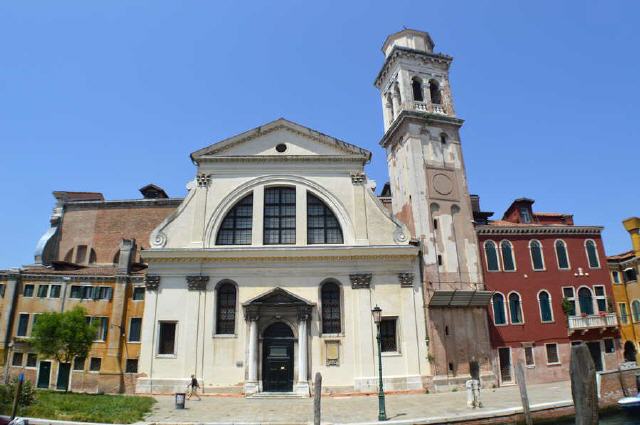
left=314, top=372, right=322, bottom=425
left=571, top=344, right=598, bottom=425
left=515, top=363, right=532, bottom=425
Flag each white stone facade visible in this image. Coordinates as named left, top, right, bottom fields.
left=137, top=119, right=429, bottom=394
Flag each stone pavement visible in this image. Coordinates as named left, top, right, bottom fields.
left=145, top=381, right=573, bottom=424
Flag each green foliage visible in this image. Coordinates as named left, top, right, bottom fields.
left=4, top=391, right=155, bottom=423
left=0, top=379, right=37, bottom=412
left=30, top=306, right=97, bottom=365
left=561, top=298, right=573, bottom=315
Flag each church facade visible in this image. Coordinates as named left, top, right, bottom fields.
left=137, top=29, right=494, bottom=395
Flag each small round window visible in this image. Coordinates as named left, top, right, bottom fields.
left=275, top=143, right=287, bottom=153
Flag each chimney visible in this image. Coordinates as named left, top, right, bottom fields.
left=117, top=239, right=137, bottom=274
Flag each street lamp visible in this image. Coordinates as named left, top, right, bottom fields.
left=371, top=305, right=387, bottom=421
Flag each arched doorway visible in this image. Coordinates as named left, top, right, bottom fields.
left=262, top=322, right=294, bottom=392
left=623, top=341, right=637, bottom=362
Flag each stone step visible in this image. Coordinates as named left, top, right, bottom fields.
left=246, top=392, right=308, bottom=399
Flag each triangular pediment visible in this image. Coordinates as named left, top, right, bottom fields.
left=243, top=287, right=314, bottom=306
left=191, top=118, right=371, bottom=162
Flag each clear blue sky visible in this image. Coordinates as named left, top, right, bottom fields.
left=1, top=1, right=638, bottom=268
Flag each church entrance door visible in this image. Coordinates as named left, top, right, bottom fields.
left=262, top=322, right=294, bottom=392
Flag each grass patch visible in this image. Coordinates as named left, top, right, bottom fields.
left=8, top=391, right=155, bottom=424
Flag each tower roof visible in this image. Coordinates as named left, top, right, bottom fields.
left=381, top=29, right=435, bottom=57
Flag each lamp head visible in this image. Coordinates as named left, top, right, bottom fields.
left=371, top=305, right=382, bottom=324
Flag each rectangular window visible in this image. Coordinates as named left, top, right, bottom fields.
left=89, top=357, right=101, bottom=372
left=263, top=187, right=296, bottom=245
left=545, top=343, right=560, bottom=365
left=604, top=338, right=615, bottom=354
left=612, top=271, right=621, bottom=284
left=594, top=286, right=607, bottom=312
left=562, top=287, right=576, bottom=316
left=158, top=322, right=177, bottom=355
left=380, top=318, right=398, bottom=352
left=91, top=317, right=109, bottom=341
left=73, top=357, right=86, bottom=371
left=17, top=314, right=29, bottom=337
left=75, top=245, right=87, bottom=264
left=620, top=303, right=629, bottom=324
left=26, top=353, right=37, bottom=368
left=70, top=285, right=82, bottom=299
left=23, top=284, right=34, bottom=297
left=98, top=286, right=113, bottom=300
left=12, top=352, right=23, bottom=366
left=32, top=314, right=41, bottom=329
left=37, top=284, right=49, bottom=298
left=519, top=207, right=532, bottom=224
left=125, top=359, right=138, bottom=373
left=132, top=287, right=145, bottom=301
left=128, top=318, right=142, bottom=342
left=524, top=346, right=535, bottom=367
left=49, top=284, right=61, bottom=298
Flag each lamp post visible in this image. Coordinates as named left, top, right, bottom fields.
left=371, top=305, right=387, bottom=421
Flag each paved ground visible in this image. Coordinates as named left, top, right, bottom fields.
left=145, top=381, right=572, bottom=424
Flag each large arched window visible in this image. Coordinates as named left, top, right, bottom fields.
left=264, top=187, right=296, bottom=245
left=216, top=194, right=253, bottom=245
left=429, top=80, right=442, bottom=104
left=632, top=300, right=640, bottom=323
left=529, top=240, right=545, bottom=271
left=215, top=282, right=237, bottom=334
left=555, top=240, right=570, bottom=270
left=492, top=293, right=507, bottom=325
left=307, top=193, right=343, bottom=244
left=578, top=287, right=594, bottom=315
left=484, top=241, right=500, bottom=271
left=585, top=240, right=600, bottom=268
left=508, top=293, right=523, bottom=324
left=501, top=240, right=516, bottom=271
left=412, top=78, right=423, bottom=102
left=321, top=282, right=341, bottom=334
left=538, top=290, right=553, bottom=322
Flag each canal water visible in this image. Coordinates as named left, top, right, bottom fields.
left=553, top=409, right=639, bottom=424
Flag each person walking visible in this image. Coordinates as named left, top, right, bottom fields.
left=187, top=374, right=201, bottom=400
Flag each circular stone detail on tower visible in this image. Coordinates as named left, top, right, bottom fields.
left=433, top=173, right=453, bottom=195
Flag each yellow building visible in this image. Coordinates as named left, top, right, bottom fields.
left=608, top=217, right=640, bottom=363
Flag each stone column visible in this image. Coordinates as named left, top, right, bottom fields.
left=295, top=307, right=311, bottom=395
left=391, top=83, right=401, bottom=120
left=422, top=82, right=432, bottom=106
left=244, top=307, right=259, bottom=395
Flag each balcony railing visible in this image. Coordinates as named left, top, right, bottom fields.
left=432, top=104, right=445, bottom=114
left=411, top=102, right=446, bottom=115
left=568, top=313, right=618, bottom=334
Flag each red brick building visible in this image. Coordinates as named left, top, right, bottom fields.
left=474, top=197, right=621, bottom=385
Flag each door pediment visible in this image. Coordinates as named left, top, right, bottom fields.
left=243, top=287, right=314, bottom=307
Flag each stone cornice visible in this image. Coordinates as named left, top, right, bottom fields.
left=196, top=155, right=367, bottom=164
left=379, top=110, right=464, bottom=148
left=142, top=245, right=418, bottom=264
left=64, top=198, right=183, bottom=210
left=14, top=274, right=118, bottom=283
left=476, top=225, right=603, bottom=236
left=192, top=119, right=371, bottom=163
left=374, top=46, right=453, bottom=88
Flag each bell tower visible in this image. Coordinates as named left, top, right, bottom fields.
left=375, top=29, right=495, bottom=388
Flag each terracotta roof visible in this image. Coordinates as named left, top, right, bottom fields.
left=20, top=265, right=144, bottom=276
left=53, top=191, right=104, bottom=202
left=485, top=220, right=569, bottom=227
left=533, top=212, right=568, bottom=217
left=607, top=250, right=635, bottom=262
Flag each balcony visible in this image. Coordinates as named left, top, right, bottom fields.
left=568, top=313, right=618, bottom=335
left=412, top=102, right=446, bottom=115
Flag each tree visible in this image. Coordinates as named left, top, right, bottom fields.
left=30, top=306, right=97, bottom=391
